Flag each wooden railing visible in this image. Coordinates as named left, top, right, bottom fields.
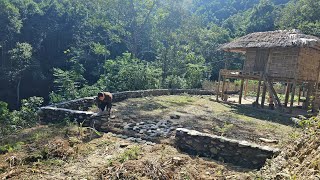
left=220, top=69, right=262, bottom=79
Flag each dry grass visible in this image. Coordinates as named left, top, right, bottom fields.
left=0, top=95, right=305, bottom=179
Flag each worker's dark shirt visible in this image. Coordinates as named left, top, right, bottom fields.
left=96, top=92, right=113, bottom=110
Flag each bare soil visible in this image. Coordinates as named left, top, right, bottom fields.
left=0, top=95, right=303, bottom=179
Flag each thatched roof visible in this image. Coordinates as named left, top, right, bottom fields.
left=221, top=29, right=320, bottom=52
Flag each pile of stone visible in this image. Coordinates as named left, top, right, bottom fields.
left=123, top=120, right=179, bottom=138
left=109, top=133, right=156, bottom=145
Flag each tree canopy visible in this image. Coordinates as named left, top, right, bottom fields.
left=0, top=0, right=318, bottom=109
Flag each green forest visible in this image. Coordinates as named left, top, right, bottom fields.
left=2, top=1, right=320, bottom=179
left=1, top=0, right=320, bottom=112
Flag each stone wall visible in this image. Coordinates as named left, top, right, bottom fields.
left=39, top=89, right=215, bottom=124
left=50, top=97, right=95, bottom=111
left=50, top=89, right=215, bottom=111
left=112, top=89, right=215, bottom=102
left=38, top=107, right=96, bottom=126
left=175, top=128, right=280, bottom=169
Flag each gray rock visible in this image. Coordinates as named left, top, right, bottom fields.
left=129, top=115, right=138, bottom=119
left=128, top=123, right=135, bottom=127
left=139, top=129, right=145, bottom=134
left=170, top=114, right=180, bottom=119
left=126, top=137, right=135, bottom=141
left=147, top=130, right=152, bottom=133
left=145, top=141, right=153, bottom=145
left=133, top=126, right=140, bottom=131
left=124, top=125, right=133, bottom=130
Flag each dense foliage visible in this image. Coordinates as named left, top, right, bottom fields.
left=0, top=96, right=43, bottom=136
left=0, top=0, right=319, bottom=110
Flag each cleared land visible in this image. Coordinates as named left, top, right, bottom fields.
left=0, top=95, right=302, bottom=179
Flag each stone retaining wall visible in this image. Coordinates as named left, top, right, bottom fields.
left=50, top=97, right=95, bottom=111
left=175, top=128, right=280, bottom=169
left=39, top=89, right=215, bottom=124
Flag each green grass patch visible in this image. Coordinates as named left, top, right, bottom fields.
left=0, top=141, right=24, bottom=154
left=117, top=146, right=141, bottom=163
left=213, top=122, right=234, bottom=136
left=157, top=95, right=196, bottom=107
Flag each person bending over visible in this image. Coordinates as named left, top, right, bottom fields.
left=96, top=92, right=113, bottom=116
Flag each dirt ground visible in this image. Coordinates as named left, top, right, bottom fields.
left=0, top=125, right=255, bottom=180
left=107, top=95, right=302, bottom=148
left=0, top=95, right=304, bottom=179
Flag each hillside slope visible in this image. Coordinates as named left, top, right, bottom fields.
left=260, top=126, right=320, bottom=179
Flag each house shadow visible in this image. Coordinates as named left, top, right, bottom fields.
left=225, top=103, right=296, bottom=126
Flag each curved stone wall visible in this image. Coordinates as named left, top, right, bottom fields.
left=39, top=89, right=215, bottom=124
left=175, top=128, right=280, bottom=169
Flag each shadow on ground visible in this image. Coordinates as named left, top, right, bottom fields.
left=226, top=103, right=294, bottom=126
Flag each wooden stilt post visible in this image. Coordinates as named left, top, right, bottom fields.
left=221, top=76, right=226, bottom=101
left=244, top=79, right=249, bottom=99
left=216, top=71, right=221, bottom=101
left=305, top=83, right=312, bottom=109
left=239, top=79, right=244, bottom=104
left=289, top=81, right=297, bottom=113
left=284, top=82, right=290, bottom=107
left=255, top=73, right=263, bottom=105
left=298, top=85, right=302, bottom=106
left=261, top=80, right=267, bottom=108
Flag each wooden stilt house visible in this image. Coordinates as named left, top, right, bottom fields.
left=218, top=29, right=320, bottom=113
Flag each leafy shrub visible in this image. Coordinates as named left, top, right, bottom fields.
left=0, top=102, right=13, bottom=135
left=98, top=53, right=162, bottom=92
left=164, top=75, right=187, bottom=89
left=12, top=96, right=43, bottom=127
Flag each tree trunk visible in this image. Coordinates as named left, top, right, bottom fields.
left=17, top=77, right=21, bottom=107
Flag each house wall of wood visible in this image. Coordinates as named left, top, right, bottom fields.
left=297, top=48, right=320, bottom=82
left=243, top=47, right=320, bottom=81
left=244, top=48, right=268, bottom=72
left=266, top=48, right=299, bottom=79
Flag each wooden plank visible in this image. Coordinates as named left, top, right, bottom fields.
left=264, top=76, right=282, bottom=108
left=239, top=79, right=244, bottom=104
